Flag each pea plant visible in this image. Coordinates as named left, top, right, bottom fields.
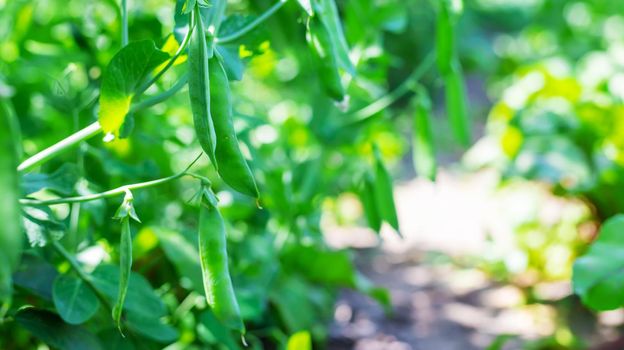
left=0, top=0, right=471, bottom=348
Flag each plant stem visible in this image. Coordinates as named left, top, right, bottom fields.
left=49, top=237, right=113, bottom=312
left=21, top=154, right=202, bottom=206
left=216, top=0, right=288, bottom=44
left=17, top=75, right=189, bottom=173
left=349, top=52, right=436, bottom=122
left=121, top=0, right=129, bottom=46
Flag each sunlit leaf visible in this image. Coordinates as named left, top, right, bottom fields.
left=287, top=330, right=311, bottom=350
left=98, top=40, right=169, bottom=137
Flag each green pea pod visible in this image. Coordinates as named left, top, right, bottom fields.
left=208, top=56, right=259, bottom=198
left=188, top=4, right=217, bottom=168
left=0, top=100, right=23, bottom=305
left=358, top=173, right=381, bottom=233
left=306, top=15, right=345, bottom=101
left=112, top=216, right=132, bottom=330
left=111, top=191, right=139, bottom=330
left=198, top=195, right=244, bottom=333
left=412, top=90, right=437, bottom=181
left=436, top=0, right=455, bottom=75
left=372, top=146, right=401, bottom=237
left=445, top=64, right=470, bottom=146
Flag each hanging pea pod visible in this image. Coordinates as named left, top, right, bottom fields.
left=358, top=172, right=382, bottom=233
left=435, top=0, right=456, bottom=75
left=372, top=146, right=401, bottom=237
left=306, top=14, right=345, bottom=101
left=412, top=88, right=437, bottom=181
left=188, top=4, right=218, bottom=168
left=198, top=189, right=244, bottom=333
left=112, top=190, right=140, bottom=331
left=0, top=100, right=23, bottom=306
left=445, top=63, right=470, bottom=146
left=208, top=55, right=259, bottom=198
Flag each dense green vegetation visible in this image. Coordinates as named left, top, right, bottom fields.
left=1, top=0, right=624, bottom=349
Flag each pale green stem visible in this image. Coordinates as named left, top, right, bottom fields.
left=21, top=154, right=202, bottom=206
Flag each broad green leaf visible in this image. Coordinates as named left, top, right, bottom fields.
left=573, top=215, right=624, bottom=310
left=52, top=274, right=100, bottom=325
left=0, top=99, right=22, bottom=303
left=154, top=227, right=204, bottom=293
left=287, top=330, right=312, bottom=350
left=98, top=40, right=169, bottom=137
left=21, top=164, right=79, bottom=196
left=372, top=146, right=401, bottom=236
left=412, top=92, right=437, bottom=181
left=15, top=308, right=103, bottom=350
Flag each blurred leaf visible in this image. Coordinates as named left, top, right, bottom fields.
left=573, top=215, right=624, bottom=310
left=154, top=227, right=204, bottom=293
left=52, top=274, right=100, bottom=325
left=358, top=173, right=382, bottom=232
left=13, top=253, right=58, bottom=300
left=15, top=308, right=103, bottom=350
left=281, top=245, right=356, bottom=286
left=216, top=45, right=245, bottom=81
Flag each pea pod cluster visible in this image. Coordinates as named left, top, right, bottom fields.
left=0, top=100, right=23, bottom=305
left=187, top=4, right=258, bottom=198
left=306, top=12, right=345, bottom=101
left=198, top=190, right=244, bottom=333
left=436, top=0, right=470, bottom=146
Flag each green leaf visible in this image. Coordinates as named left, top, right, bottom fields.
left=21, top=164, right=79, bottom=196
left=573, top=215, right=624, bottom=310
left=52, top=274, right=100, bottom=325
left=372, top=146, right=401, bottom=236
left=15, top=308, right=103, bottom=350
left=98, top=40, right=169, bottom=137
left=0, top=98, right=22, bottom=303
left=125, top=311, right=179, bottom=343
left=281, top=245, right=356, bottom=286
left=287, top=330, right=312, bottom=350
